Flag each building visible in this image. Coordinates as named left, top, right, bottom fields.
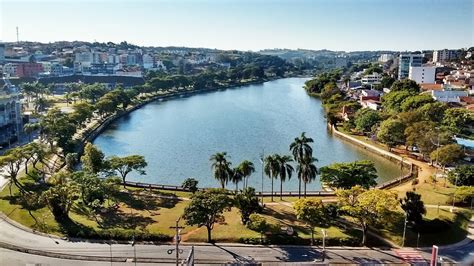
left=0, top=43, right=5, bottom=63
left=431, top=90, right=468, bottom=103
left=398, top=53, right=423, bottom=80
left=0, top=80, right=22, bottom=147
left=408, top=66, right=437, bottom=84
left=361, top=72, right=382, bottom=86
left=378, top=53, right=394, bottom=63
left=142, top=54, right=154, bottom=69
left=433, top=49, right=458, bottom=63
left=16, top=62, right=43, bottom=78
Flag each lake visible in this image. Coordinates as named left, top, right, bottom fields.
left=93, top=78, right=403, bottom=191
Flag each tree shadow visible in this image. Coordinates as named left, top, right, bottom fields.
left=97, top=207, right=155, bottom=229
left=112, top=189, right=179, bottom=211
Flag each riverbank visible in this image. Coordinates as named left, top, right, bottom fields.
left=329, top=124, right=416, bottom=189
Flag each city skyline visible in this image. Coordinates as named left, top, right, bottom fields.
left=1, top=0, right=473, bottom=52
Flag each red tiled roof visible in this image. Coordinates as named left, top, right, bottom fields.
left=420, top=83, right=443, bottom=91
left=460, top=96, right=474, bottom=104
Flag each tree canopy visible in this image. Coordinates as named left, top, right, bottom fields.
left=320, top=160, right=378, bottom=189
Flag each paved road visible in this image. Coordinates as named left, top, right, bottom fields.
left=0, top=215, right=407, bottom=265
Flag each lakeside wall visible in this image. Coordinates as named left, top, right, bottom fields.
left=329, top=124, right=417, bottom=189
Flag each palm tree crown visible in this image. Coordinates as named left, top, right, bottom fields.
left=275, top=154, right=294, bottom=200
left=236, top=160, right=255, bottom=189
left=210, top=152, right=232, bottom=189
left=297, top=156, right=319, bottom=198
left=289, top=132, right=314, bottom=163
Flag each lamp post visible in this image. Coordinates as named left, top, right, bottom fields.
left=402, top=214, right=408, bottom=247
left=259, top=149, right=264, bottom=205
left=321, top=229, right=327, bottom=262
left=451, top=174, right=458, bottom=213
left=131, top=235, right=137, bottom=266
left=169, top=217, right=184, bottom=266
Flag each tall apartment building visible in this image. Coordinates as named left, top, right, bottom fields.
left=398, top=53, right=423, bottom=79
left=0, top=43, right=5, bottom=63
left=409, top=66, right=437, bottom=84
left=378, top=53, right=394, bottom=63
left=433, top=49, right=458, bottom=63
left=0, top=82, right=22, bottom=147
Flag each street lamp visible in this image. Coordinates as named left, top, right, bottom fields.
left=321, top=229, right=327, bottom=262
left=451, top=174, right=459, bottom=213
left=131, top=235, right=137, bottom=266
left=402, top=213, right=408, bottom=247
left=169, top=217, right=185, bottom=266
left=259, top=149, right=265, bottom=205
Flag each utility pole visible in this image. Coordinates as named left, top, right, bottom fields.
left=16, top=26, right=19, bottom=44
left=169, top=217, right=185, bottom=266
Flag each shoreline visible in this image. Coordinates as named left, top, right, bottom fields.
left=78, top=77, right=416, bottom=191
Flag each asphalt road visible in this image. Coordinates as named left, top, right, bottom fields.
left=0, top=213, right=473, bottom=265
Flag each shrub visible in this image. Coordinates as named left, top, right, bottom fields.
left=247, top=214, right=268, bottom=232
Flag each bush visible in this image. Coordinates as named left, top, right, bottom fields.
left=411, top=178, right=419, bottom=186
left=452, top=186, right=474, bottom=205
left=247, top=214, right=268, bottom=232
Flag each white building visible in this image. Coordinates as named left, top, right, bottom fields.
left=431, top=90, right=468, bottom=103
left=142, top=54, right=154, bottom=69
left=361, top=72, right=382, bottom=85
left=398, top=53, right=423, bottom=79
left=378, top=53, right=394, bottom=63
left=433, top=49, right=458, bottom=63
left=409, top=66, right=437, bottom=84
left=75, top=52, right=93, bottom=64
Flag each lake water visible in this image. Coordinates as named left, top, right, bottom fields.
left=94, top=78, right=403, bottom=191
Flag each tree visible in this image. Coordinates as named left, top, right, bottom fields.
left=40, top=107, right=76, bottom=153
left=79, top=83, right=107, bottom=103
left=337, top=186, right=398, bottom=245
left=107, top=155, right=147, bottom=187
left=453, top=186, right=474, bottom=204
left=0, top=147, right=25, bottom=195
left=96, top=97, right=117, bottom=117
left=400, top=94, right=435, bottom=112
left=354, top=108, right=380, bottom=133
left=72, top=171, right=119, bottom=211
left=80, top=142, right=105, bottom=174
left=390, top=79, right=420, bottom=94
left=297, top=156, right=318, bottom=198
left=42, top=171, right=79, bottom=221
left=442, top=108, right=473, bottom=136
left=182, top=178, right=199, bottom=193
left=376, top=119, right=405, bottom=149
left=65, top=153, right=78, bottom=172
left=275, top=155, right=294, bottom=200
left=400, top=192, right=426, bottom=228
left=23, top=123, right=39, bottom=141
left=247, top=214, right=268, bottom=243
left=430, top=144, right=464, bottom=168
left=264, top=154, right=279, bottom=202
left=289, top=132, right=314, bottom=198
left=182, top=189, right=231, bottom=243
left=294, top=199, right=329, bottom=245
left=234, top=187, right=262, bottom=225
left=236, top=160, right=255, bottom=189
left=404, top=122, right=453, bottom=158
left=448, top=164, right=473, bottom=186
left=69, top=102, right=94, bottom=126
left=381, top=91, right=414, bottom=114
left=417, top=102, right=447, bottom=123
left=210, top=152, right=232, bottom=189
left=320, top=160, right=377, bottom=189
left=231, top=167, right=243, bottom=191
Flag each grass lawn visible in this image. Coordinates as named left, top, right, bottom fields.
left=393, top=178, right=456, bottom=205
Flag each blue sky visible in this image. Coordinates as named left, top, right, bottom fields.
left=1, top=0, right=473, bottom=51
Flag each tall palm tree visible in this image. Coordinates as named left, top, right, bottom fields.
left=236, top=160, right=255, bottom=189
left=289, top=132, right=314, bottom=198
left=210, top=152, right=232, bottom=189
left=231, top=167, right=243, bottom=191
left=297, top=156, right=318, bottom=198
left=264, top=154, right=279, bottom=202
left=275, top=155, right=294, bottom=200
